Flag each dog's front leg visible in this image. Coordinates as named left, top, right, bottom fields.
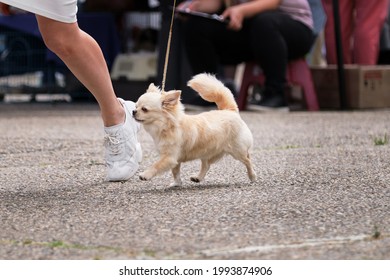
left=190, top=159, right=210, bottom=183
left=139, top=155, right=177, bottom=181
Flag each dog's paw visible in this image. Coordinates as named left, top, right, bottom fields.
left=139, top=171, right=153, bottom=181
left=249, top=171, right=257, bottom=182
left=190, top=176, right=201, bottom=183
left=139, top=175, right=148, bottom=181
left=169, top=182, right=182, bottom=188
left=169, top=177, right=183, bottom=187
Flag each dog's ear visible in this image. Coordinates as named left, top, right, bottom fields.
left=146, top=83, right=160, bottom=93
left=162, top=90, right=181, bottom=108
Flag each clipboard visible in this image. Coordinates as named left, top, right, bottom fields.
left=173, top=7, right=229, bottom=24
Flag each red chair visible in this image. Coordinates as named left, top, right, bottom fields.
left=237, top=59, right=320, bottom=111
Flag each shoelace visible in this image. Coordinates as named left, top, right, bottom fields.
left=104, top=133, right=122, bottom=156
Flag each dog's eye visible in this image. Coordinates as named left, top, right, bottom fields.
left=142, top=107, right=148, bottom=113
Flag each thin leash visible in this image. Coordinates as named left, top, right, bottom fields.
left=161, top=0, right=177, bottom=93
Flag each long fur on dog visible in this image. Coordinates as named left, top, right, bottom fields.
left=133, top=73, right=256, bottom=186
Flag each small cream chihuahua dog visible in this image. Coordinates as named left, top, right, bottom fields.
left=133, top=73, right=256, bottom=186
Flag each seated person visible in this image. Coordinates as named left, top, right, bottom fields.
left=179, top=0, right=315, bottom=110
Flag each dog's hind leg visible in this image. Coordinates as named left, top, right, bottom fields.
left=170, top=164, right=182, bottom=187
left=232, top=151, right=257, bottom=182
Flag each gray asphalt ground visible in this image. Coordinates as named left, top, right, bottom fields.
left=0, top=97, right=389, bottom=260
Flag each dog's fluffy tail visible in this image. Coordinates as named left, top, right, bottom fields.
left=187, top=73, right=238, bottom=112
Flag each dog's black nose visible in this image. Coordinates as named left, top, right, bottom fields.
left=132, top=110, right=137, bottom=116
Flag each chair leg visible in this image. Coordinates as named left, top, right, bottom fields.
left=288, top=59, right=319, bottom=111
left=237, top=82, right=249, bottom=110
left=237, top=63, right=255, bottom=110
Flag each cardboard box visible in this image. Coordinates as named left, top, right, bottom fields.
left=111, top=52, right=157, bottom=81
left=311, top=65, right=390, bottom=109
left=110, top=52, right=158, bottom=101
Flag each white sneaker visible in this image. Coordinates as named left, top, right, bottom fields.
left=104, top=98, right=142, bottom=181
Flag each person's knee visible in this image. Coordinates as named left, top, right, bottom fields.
left=36, top=16, right=80, bottom=59
left=41, top=33, right=76, bottom=58
left=251, top=11, right=279, bottom=30
left=38, top=22, right=82, bottom=60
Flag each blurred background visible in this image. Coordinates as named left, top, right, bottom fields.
left=0, top=0, right=389, bottom=109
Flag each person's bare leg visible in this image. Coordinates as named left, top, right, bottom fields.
left=35, top=15, right=141, bottom=181
left=35, top=15, right=123, bottom=127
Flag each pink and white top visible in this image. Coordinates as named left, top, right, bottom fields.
left=228, top=0, right=313, bottom=29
